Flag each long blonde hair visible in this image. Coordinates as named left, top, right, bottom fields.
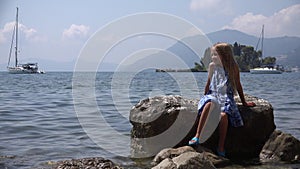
left=213, top=42, right=237, bottom=92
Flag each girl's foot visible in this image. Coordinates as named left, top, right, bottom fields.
left=217, top=149, right=226, bottom=157
left=188, top=137, right=200, bottom=146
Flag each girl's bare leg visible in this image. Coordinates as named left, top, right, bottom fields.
left=218, top=112, right=228, bottom=152
left=194, top=102, right=212, bottom=138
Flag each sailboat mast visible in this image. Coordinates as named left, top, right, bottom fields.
left=261, top=25, right=264, bottom=58
left=15, top=7, right=19, bottom=67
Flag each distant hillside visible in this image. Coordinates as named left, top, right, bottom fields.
left=3, top=29, right=298, bottom=71
left=207, top=29, right=258, bottom=45
left=122, top=34, right=209, bottom=70
left=136, top=29, right=300, bottom=69
left=207, top=29, right=300, bottom=67
left=120, top=29, right=300, bottom=69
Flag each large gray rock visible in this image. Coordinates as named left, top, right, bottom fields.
left=130, top=95, right=199, bottom=158
left=152, top=158, right=177, bottom=169
left=172, top=152, right=216, bottom=169
left=152, top=146, right=230, bottom=168
left=260, top=130, right=300, bottom=163
left=152, top=151, right=216, bottom=169
left=130, top=95, right=275, bottom=158
left=152, top=146, right=196, bottom=166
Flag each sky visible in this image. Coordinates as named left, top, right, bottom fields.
left=0, top=0, right=299, bottom=71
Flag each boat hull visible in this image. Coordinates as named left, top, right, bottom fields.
left=7, top=66, right=38, bottom=74
left=250, top=68, right=282, bottom=74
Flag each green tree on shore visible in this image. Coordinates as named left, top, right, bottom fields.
left=193, top=42, right=277, bottom=72
left=191, top=61, right=206, bottom=72
left=262, top=56, right=277, bottom=65
left=235, top=45, right=261, bottom=71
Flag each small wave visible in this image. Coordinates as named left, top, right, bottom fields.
left=64, top=86, right=72, bottom=89
left=287, top=101, right=300, bottom=105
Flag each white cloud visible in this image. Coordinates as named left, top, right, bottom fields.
left=190, top=0, right=222, bottom=11
left=62, top=24, right=90, bottom=40
left=223, top=4, right=300, bottom=37
left=20, top=25, right=37, bottom=39
left=0, top=21, right=45, bottom=43
left=0, top=22, right=15, bottom=43
left=223, top=13, right=267, bottom=35
left=189, top=0, right=233, bottom=16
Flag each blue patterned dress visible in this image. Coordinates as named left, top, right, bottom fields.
left=198, top=65, right=244, bottom=127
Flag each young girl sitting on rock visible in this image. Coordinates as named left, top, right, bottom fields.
left=188, top=42, right=256, bottom=157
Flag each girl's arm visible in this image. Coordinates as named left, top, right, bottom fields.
left=204, top=77, right=210, bottom=95
left=204, top=62, right=214, bottom=95
left=234, top=65, right=256, bottom=107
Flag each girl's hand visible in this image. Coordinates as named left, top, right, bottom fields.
left=243, top=102, right=256, bottom=107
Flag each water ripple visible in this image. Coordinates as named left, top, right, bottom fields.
left=0, top=72, right=299, bottom=168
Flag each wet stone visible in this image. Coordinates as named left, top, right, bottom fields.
left=54, top=157, right=122, bottom=169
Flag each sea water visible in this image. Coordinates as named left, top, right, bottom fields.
left=0, top=71, right=299, bottom=168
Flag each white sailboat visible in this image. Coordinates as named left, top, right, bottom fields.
left=250, top=25, right=282, bottom=74
left=7, top=7, right=44, bottom=74
left=249, top=67, right=282, bottom=74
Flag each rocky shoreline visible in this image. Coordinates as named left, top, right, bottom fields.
left=130, top=95, right=300, bottom=168
left=51, top=157, right=122, bottom=169
left=47, top=95, right=300, bottom=169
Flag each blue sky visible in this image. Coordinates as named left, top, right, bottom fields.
left=0, top=0, right=299, bottom=71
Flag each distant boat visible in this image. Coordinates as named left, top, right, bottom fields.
left=250, top=67, right=282, bottom=74
left=250, top=25, right=282, bottom=74
left=7, top=7, right=44, bottom=74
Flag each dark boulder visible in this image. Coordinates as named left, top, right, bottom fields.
left=202, top=94, right=276, bottom=158
left=260, top=130, right=300, bottom=163
left=130, top=95, right=275, bottom=158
